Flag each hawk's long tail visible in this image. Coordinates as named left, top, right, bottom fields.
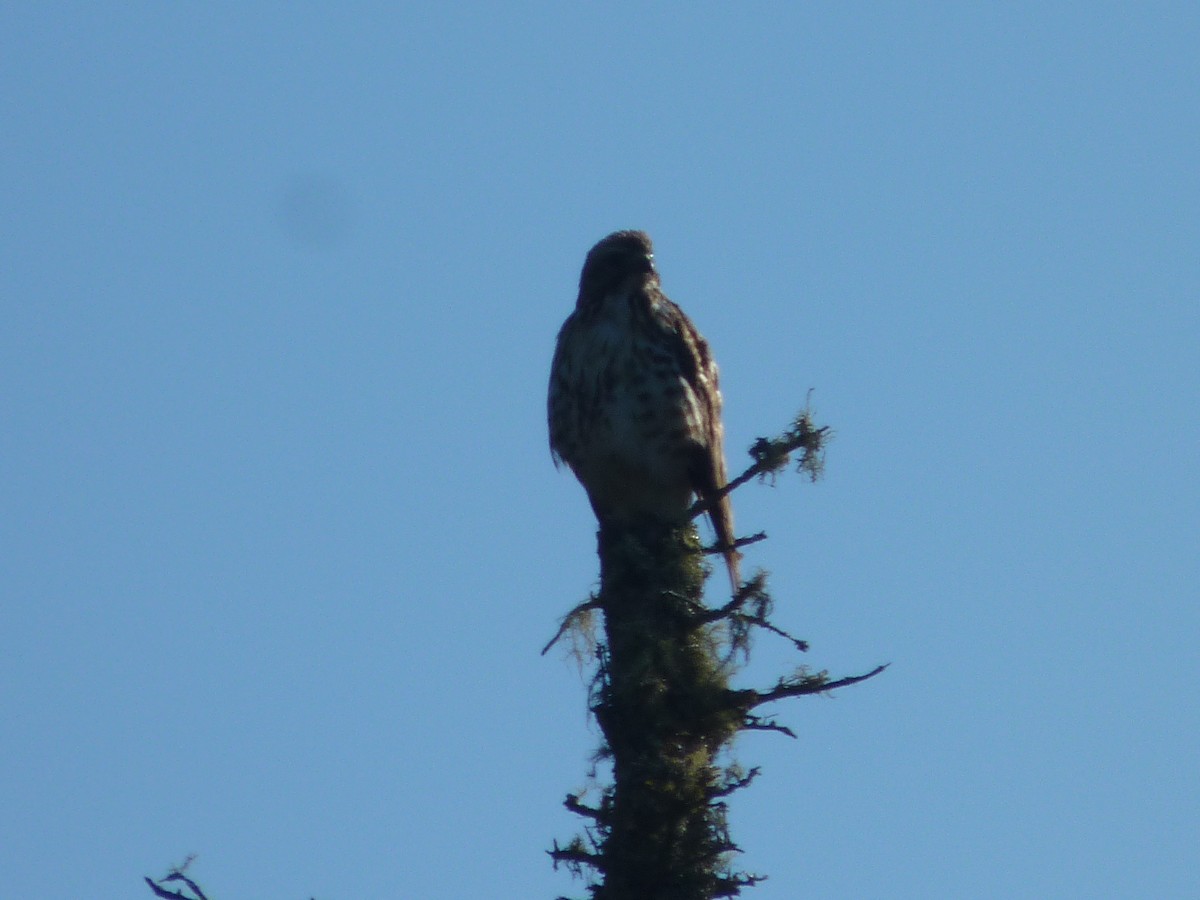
left=709, top=492, right=742, bottom=598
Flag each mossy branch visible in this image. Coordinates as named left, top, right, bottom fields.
left=688, top=405, right=831, bottom=527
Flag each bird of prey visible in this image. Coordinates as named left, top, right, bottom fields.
left=548, top=230, right=741, bottom=594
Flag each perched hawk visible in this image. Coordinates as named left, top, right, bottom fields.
left=548, top=230, right=741, bottom=594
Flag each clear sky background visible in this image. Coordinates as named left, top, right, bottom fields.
left=2, top=4, right=1197, bottom=899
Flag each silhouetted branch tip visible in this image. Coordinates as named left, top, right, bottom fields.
left=714, top=765, right=763, bottom=797
left=716, top=872, right=768, bottom=896
left=541, top=596, right=601, bottom=656
left=563, top=792, right=603, bottom=820
left=750, top=663, right=890, bottom=709
left=732, top=531, right=768, bottom=550
left=821, top=663, right=890, bottom=692
left=549, top=837, right=603, bottom=876
left=703, top=530, right=767, bottom=557
left=143, top=867, right=209, bottom=900
left=741, top=715, right=797, bottom=738
left=733, top=613, right=809, bottom=653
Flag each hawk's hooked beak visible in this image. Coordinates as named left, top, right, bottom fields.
left=637, top=253, right=656, bottom=275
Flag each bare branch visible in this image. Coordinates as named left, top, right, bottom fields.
left=702, top=531, right=767, bottom=557
left=732, top=614, right=809, bottom=652
left=564, top=792, right=603, bottom=820
left=741, top=716, right=797, bottom=739
left=749, top=664, right=890, bottom=708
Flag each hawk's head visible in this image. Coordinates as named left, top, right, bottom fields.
left=578, top=230, right=657, bottom=307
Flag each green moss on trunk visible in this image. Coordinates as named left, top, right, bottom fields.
left=588, top=520, right=742, bottom=900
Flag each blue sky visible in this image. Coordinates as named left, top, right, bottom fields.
left=2, top=4, right=1197, bottom=898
